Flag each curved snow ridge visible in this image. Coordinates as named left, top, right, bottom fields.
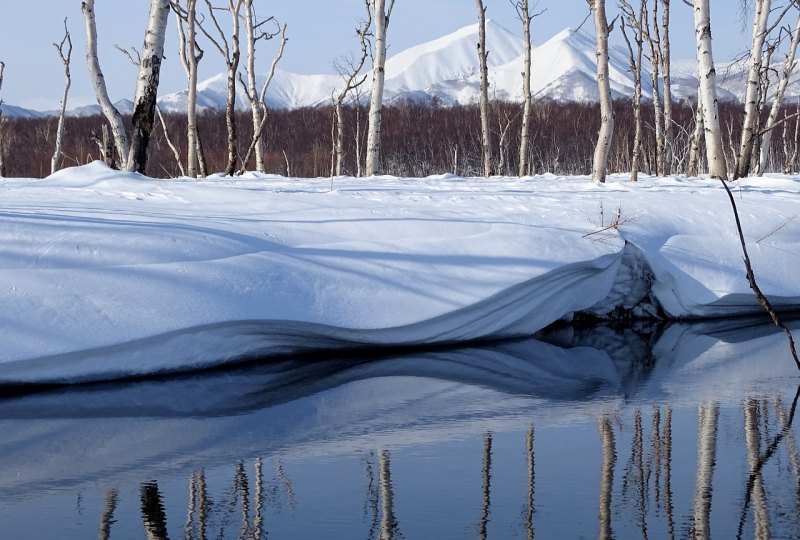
left=0, top=252, right=622, bottom=385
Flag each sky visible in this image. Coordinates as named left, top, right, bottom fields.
left=0, top=0, right=750, bottom=111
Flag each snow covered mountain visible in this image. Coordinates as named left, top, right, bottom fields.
left=155, top=20, right=790, bottom=111
left=3, top=20, right=798, bottom=118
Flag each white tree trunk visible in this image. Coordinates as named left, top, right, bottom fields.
left=693, top=0, right=728, bottom=180
left=661, top=0, right=674, bottom=175
left=517, top=0, right=533, bottom=177
left=243, top=1, right=264, bottom=172
left=734, top=0, right=771, bottom=179
left=644, top=0, right=665, bottom=176
left=759, top=12, right=800, bottom=174
left=238, top=23, right=287, bottom=176
left=476, top=0, right=493, bottom=177
left=82, top=0, right=129, bottom=169
left=180, top=0, right=201, bottom=177
left=689, top=88, right=704, bottom=177
left=51, top=21, right=72, bottom=175
left=127, top=0, right=171, bottom=174
left=620, top=3, right=644, bottom=182
left=365, top=0, right=390, bottom=177
left=590, top=0, right=614, bottom=184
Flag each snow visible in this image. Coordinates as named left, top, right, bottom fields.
left=1, top=163, right=799, bottom=384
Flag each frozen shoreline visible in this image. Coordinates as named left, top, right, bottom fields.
left=2, top=162, right=799, bottom=382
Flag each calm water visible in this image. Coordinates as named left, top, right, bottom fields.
left=0, top=319, right=799, bottom=539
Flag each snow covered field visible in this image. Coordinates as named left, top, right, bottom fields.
left=1, top=162, right=799, bottom=383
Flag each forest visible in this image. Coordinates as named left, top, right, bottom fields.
left=1, top=99, right=799, bottom=179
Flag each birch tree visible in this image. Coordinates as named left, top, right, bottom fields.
left=333, top=0, right=371, bottom=177
left=365, top=0, right=394, bottom=176
left=661, top=0, right=674, bottom=174
left=588, top=0, right=614, bottom=184
left=173, top=0, right=204, bottom=177
left=240, top=2, right=284, bottom=173
left=688, top=88, right=705, bottom=177
left=51, top=19, right=72, bottom=174
left=643, top=0, right=665, bottom=176
left=238, top=23, right=287, bottom=175
left=620, top=1, right=645, bottom=182
left=127, top=0, right=171, bottom=174
left=82, top=0, right=129, bottom=169
left=734, top=0, right=771, bottom=180
left=692, top=0, right=728, bottom=180
left=759, top=10, right=800, bottom=174
left=476, top=0, right=493, bottom=177
left=199, top=0, right=245, bottom=176
left=514, top=0, right=540, bottom=177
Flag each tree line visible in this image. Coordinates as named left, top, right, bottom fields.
left=3, top=98, right=799, bottom=179
left=1, top=0, right=800, bottom=181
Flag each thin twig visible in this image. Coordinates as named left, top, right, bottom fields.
left=720, top=179, right=800, bottom=370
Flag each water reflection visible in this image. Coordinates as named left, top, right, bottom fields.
left=0, top=319, right=798, bottom=538
left=479, top=432, right=492, bottom=540
left=524, top=426, right=535, bottom=540
left=598, top=416, right=616, bottom=540
left=140, top=481, right=169, bottom=540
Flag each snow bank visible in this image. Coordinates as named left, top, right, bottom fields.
left=1, top=163, right=799, bottom=383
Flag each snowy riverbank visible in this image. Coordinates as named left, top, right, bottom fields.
left=1, top=162, right=799, bottom=383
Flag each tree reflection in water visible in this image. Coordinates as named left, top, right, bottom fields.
left=70, top=386, right=800, bottom=540
left=5, top=322, right=800, bottom=539
left=598, top=416, right=616, bottom=540
left=140, top=481, right=169, bottom=540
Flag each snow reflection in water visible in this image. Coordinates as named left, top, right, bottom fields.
left=0, top=319, right=799, bottom=539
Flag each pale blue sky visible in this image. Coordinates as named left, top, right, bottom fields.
left=0, top=0, right=748, bottom=110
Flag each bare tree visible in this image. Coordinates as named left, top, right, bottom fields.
left=620, top=1, right=645, bottom=182
left=238, top=23, right=287, bottom=175
left=333, top=1, right=371, bottom=177
left=759, top=9, right=800, bottom=174
left=157, top=106, right=185, bottom=176
left=644, top=0, right=665, bottom=176
left=51, top=19, right=72, bottom=174
left=692, top=0, right=728, bottom=180
left=240, top=1, right=283, bottom=173
left=82, top=0, right=130, bottom=169
left=127, top=0, right=171, bottom=174
left=588, top=0, right=615, bottom=184
left=514, top=1, right=543, bottom=177
left=734, top=0, right=772, bottom=179
left=198, top=0, right=245, bottom=176
left=661, top=0, right=674, bottom=174
left=365, top=0, right=395, bottom=176
left=173, top=0, right=204, bottom=177
left=116, top=44, right=184, bottom=177
left=688, top=88, right=705, bottom=177
left=476, top=0, right=493, bottom=177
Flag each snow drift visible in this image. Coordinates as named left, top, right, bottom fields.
left=1, top=162, right=800, bottom=383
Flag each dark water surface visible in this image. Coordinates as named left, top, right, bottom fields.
left=1, top=319, right=799, bottom=539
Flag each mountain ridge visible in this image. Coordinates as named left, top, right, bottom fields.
left=0, top=21, right=790, bottom=118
